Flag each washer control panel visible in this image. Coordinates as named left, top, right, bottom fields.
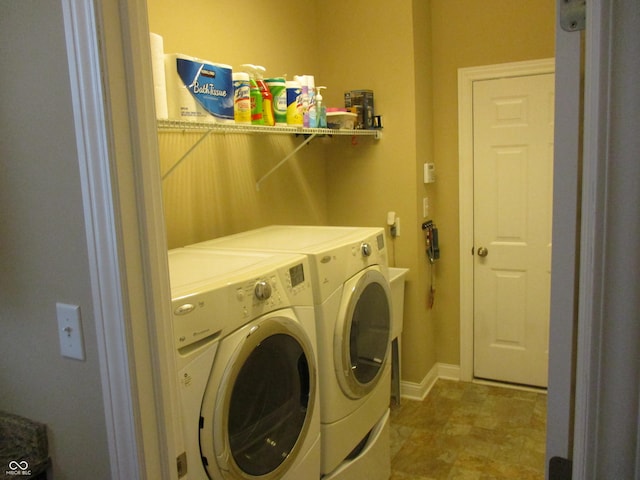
left=232, top=261, right=313, bottom=320
left=170, top=251, right=313, bottom=352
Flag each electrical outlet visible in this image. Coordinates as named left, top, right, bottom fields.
left=388, top=211, right=400, bottom=237
left=423, top=197, right=429, bottom=218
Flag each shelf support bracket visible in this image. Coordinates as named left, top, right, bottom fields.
left=161, top=129, right=213, bottom=180
left=255, top=133, right=317, bottom=190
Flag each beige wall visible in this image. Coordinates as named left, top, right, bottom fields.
left=158, top=132, right=329, bottom=246
left=430, top=0, right=556, bottom=365
left=320, top=0, right=437, bottom=382
left=149, top=0, right=328, bottom=247
left=148, top=0, right=555, bottom=385
left=149, top=0, right=439, bottom=384
left=0, top=1, right=111, bottom=477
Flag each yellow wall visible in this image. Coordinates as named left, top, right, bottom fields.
left=320, top=0, right=437, bottom=382
left=430, top=0, right=556, bottom=364
left=148, top=0, right=320, bottom=76
left=147, top=0, right=555, bottom=385
left=148, top=0, right=438, bottom=385
left=149, top=0, right=329, bottom=247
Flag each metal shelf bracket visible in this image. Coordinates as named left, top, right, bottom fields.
left=161, top=129, right=213, bottom=181
left=255, top=133, right=318, bottom=191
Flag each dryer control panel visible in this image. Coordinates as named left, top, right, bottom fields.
left=313, top=232, right=389, bottom=303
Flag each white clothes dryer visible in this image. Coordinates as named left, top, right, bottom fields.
left=188, top=225, right=393, bottom=478
left=168, top=248, right=320, bottom=480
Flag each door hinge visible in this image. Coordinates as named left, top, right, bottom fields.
left=559, top=0, right=586, bottom=32
left=177, top=452, right=187, bottom=478
left=549, top=456, right=572, bottom=480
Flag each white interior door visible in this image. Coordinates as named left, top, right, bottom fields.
left=472, top=73, right=555, bottom=388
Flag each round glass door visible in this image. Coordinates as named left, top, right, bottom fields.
left=337, top=269, right=391, bottom=398
left=228, top=333, right=310, bottom=475
left=200, top=315, right=316, bottom=480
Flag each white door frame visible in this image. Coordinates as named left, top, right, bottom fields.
left=457, top=58, right=555, bottom=383
left=545, top=7, right=583, bottom=471
left=62, top=0, right=182, bottom=478
left=572, top=0, right=640, bottom=476
left=62, top=1, right=142, bottom=476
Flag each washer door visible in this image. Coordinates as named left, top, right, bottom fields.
left=199, top=312, right=316, bottom=479
left=334, top=267, right=392, bottom=399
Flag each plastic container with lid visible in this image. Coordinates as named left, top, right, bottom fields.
left=326, top=108, right=357, bottom=129
left=232, top=72, right=251, bottom=124
left=266, top=77, right=287, bottom=126
left=286, top=80, right=303, bottom=126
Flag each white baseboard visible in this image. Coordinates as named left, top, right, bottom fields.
left=399, top=363, right=461, bottom=401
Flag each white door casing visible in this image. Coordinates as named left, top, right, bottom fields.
left=472, top=73, right=555, bottom=387
left=62, top=0, right=182, bottom=478
left=458, top=59, right=555, bottom=384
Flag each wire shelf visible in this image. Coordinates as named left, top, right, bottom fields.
left=157, top=119, right=382, bottom=188
left=157, top=119, right=382, bottom=138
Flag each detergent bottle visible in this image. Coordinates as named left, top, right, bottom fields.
left=241, top=64, right=264, bottom=125
left=316, top=86, right=327, bottom=128
left=255, top=66, right=275, bottom=126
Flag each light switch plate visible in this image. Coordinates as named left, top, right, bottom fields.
left=56, top=303, right=85, bottom=360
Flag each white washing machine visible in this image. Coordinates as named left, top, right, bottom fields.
left=188, top=225, right=393, bottom=479
left=168, top=247, right=320, bottom=480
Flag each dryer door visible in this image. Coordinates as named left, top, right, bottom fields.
left=335, top=267, right=392, bottom=399
left=199, top=311, right=317, bottom=480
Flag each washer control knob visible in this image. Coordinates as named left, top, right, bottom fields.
left=361, top=242, right=372, bottom=257
left=254, top=280, right=272, bottom=301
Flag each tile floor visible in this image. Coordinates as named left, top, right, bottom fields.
left=389, top=379, right=547, bottom=480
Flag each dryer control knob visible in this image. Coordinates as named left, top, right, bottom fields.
left=254, top=280, right=272, bottom=301
left=361, top=242, right=372, bottom=257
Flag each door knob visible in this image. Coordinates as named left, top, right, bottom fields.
left=477, top=247, right=489, bottom=257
